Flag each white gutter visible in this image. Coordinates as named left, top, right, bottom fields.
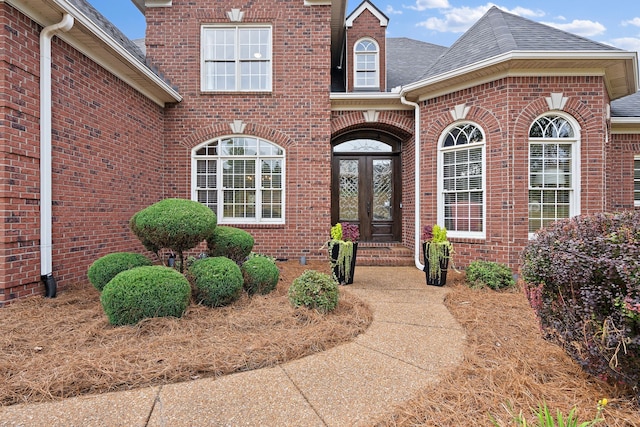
left=40, top=13, right=74, bottom=296
left=400, top=95, right=423, bottom=271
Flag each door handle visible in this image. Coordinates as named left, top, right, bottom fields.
left=367, top=201, right=371, bottom=217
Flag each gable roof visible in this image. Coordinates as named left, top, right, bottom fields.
left=424, top=6, right=623, bottom=78
left=346, top=0, right=388, bottom=28
left=397, top=6, right=637, bottom=103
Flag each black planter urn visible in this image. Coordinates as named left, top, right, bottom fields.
left=423, top=242, right=449, bottom=287
left=328, top=241, right=358, bottom=285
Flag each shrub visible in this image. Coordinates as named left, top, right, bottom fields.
left=288, top=270, right=339, bottom=313
left=465, top=260, right=515, bottom=290
left=130, top=198, right=217, bottom=271
left=241, top=255, right=280, bottom=296
left=520, top=211, right=640, bottom=393
left=206, top=226, right=254, bottom=264
left=189, top=257, right=243, bottom=307
left=100, top=266, right=191, bottom=326
left=87, top=252, right=152, bottom=292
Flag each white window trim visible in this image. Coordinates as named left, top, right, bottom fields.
left=353, top=37, right=379, bottom=89
left=634, top=155, right=640, bottom=207
left=527, top=112, right=581, bottom=239
left=191, top=136, right=286, bottom=224
left=437, top=122, right=486, bottom=240
left=200, top=24, right=273, bottom=93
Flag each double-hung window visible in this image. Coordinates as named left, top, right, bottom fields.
left=438, top=123, right=485, bottom=238
left=528, top=114, right=580, bottom=235
left=193, top=137, right=285, bottom=224
left=201, top=25, right=272, bottom=91
left=354, top=38, right=379, bottom=89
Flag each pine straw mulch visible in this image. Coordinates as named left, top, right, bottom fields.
left=2, top=263, right=640, bottom=426
left=375, top=272, right=640, bottom=427
left=0, top=260, right=372, bottom=406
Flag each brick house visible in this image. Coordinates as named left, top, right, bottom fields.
left=1, top=0, right=639, bottom=304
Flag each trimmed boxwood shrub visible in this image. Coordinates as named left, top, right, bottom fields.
left=521, top=211, right=640, bottom=393
left=206, top=226, right=254, bottom=265
left=87, top=252, right=152, bottom=292
left=189, top=257, right=243, bottom=307
left=288, top=270, right=339, bottom=313
left=100, top=266, right=191, bottom=326
left=465, top=260, right=515, bottom=290
left=130, top=198, right=217, bottom=271
left=241, top=255, right=280, bottom=296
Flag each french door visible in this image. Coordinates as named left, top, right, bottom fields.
left=331, top=154, right=401, bottom=242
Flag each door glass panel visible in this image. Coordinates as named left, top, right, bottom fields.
left=372, top=159, right=392, bottom=220
left=339, top=159, right=359, bottom=220
left=334, top=140, right=392, bottom=153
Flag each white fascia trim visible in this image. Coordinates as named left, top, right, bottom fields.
left=330, top=92, right=411, bottom=110
left=611, top=117, right=640, bottom=124
left=401, top=50, right=638, bottom=98
left=52, top=0, right=182, bottom=105
left=346, top=1, right=388, bottom=27
left=304, top=0, right=332, bottom=5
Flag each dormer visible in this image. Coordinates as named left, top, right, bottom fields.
left=345, top=0, right=388, bottom=92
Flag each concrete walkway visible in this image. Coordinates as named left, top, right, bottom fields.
left=0, top=267, right=466, bottom=426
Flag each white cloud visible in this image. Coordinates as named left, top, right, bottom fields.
left=622, top=17, right=640, bottom=27
left=541, top=19, right=606, bottom=37
left=386, top=5, right=403, bottom=15
left=609, top=37, right=640, bottom=54
left=415, top=3, right=544, bottom=34
left=406, top=0, right=450, bottom=12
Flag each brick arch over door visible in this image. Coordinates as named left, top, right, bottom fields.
left=180, top=122, right=294, bottom=150
left=331, top=110, right=414, bottom=140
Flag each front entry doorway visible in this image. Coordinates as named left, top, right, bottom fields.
left=331, top=134, right=401, bottom=242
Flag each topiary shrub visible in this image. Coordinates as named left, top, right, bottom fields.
left=241, top=255, right=280, bottom=296
left=100, top=266, right=191, bottom=326
left=206, top=226, right=254, bottom=264
left=288, top=270, right=339, bottom=313
left=465, top=260, right=515, bottom=290
left=189, top=256, right=243, bottom=307
left=87, top=252, right=153, bottom=292
left=521, top=211, right=640, bottom=394
left=130, top=198, right=217, bottom=272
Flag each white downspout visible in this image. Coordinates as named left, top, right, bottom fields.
left=40, top=14, right=74, bottom=296
left=400, top=94, right=423, bottom=271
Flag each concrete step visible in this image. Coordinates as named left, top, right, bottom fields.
left=356, top=243, right=415, bottom=266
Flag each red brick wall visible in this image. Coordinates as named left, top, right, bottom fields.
left=145, top=0, right=333, bottom=262
left=346, top=8, right=386, bottom=92
left=418, top=76, right=611, bottom=269
left=608, top=133, right=640, bottom=211
left=0, top=3, right=166, bottom=304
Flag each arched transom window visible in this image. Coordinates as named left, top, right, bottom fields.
left=438, top=123, right=485, bottom=237
left=192, top=136, right=285, bottom=224
left=354, top=38, right=379, bottom=88
left=528, top=114, right=580, bottom=234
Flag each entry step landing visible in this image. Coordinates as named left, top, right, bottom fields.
left=356, top=243, right=415, bottom=266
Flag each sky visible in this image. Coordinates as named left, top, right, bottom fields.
left=88, top=0, right=640, bottom=55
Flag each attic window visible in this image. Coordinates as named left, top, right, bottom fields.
left=354, top=38, right=379, bottom=89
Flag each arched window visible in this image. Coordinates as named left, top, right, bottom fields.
left=354, top=38, right=379, bottom=89
left=192, top=136, right=285, bottom=224
left=438, top=123, right=485, bottom=237
left=528, top=113, right=580, bottom=234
